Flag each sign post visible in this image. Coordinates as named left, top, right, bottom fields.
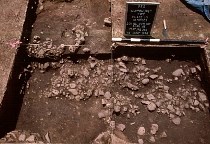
left=124, top=2, right=160, bottom=37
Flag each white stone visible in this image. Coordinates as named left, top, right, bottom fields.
left=137, top=127, right=145, bottom=136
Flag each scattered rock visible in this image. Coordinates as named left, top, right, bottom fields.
left=104, top=91, right=112, bottom=100
left=147, top=102, right=156, bottom=112
left=68, top=89, right=78, bottom=95
left=52, top=89, right=59, bottom=95
left=149, top=74, right=158, bottom=80
left=165, top=93, right=173, bottom=99
left=149, top=136, right=155, bottom=143
left=126, top=82, right=139, bottom=91
left=26, top=135, right=35, bottom=142
left=150, top=124, right=159, bottom=135
left=147, top=94, right=155, bottom=100
left=172, top=69, right=185, bottom=77
left=198, top=92, right=207, bottom=102
left=193, top=100, right=200, bottom=106
left=172, top=117, right=181, bottom=125
left=138, top=139, right=144, bottom=144
left=142, top=79, right=150, bottom=85
left=160, top=131, right=167, bottom=138
left=141, top=100, right=151, bottom=105
left=116, top=124, right=126, bottom=131
left=45, top=132, right=51, bottom=143
left=142, top=59, right=146, bottom=65
left=137, top=127, right=146, bottom=136
left=190, top=67, right=196, bottom=74
left=18, top=134, right=26, bottom=141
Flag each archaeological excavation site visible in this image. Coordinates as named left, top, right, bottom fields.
left=0, top=0, right=210, bottom=143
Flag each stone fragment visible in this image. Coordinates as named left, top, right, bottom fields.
left=26, top=135, right=35, bottom=142
left=99, top=89, right=105, bottom=96
left=141, top=100, right=151, bottom=105
left=172, top=117, right=181, bottom=125
left=190, top=67, right=196, bottom=74
left=52, top=89, right=59, bottom=95
left=104, top=91, right=112, bottom=99
left=69, top=83, right=76, bottom=89
left=149, top=74, right=158, bottom=80
left=137, top=127, right=145, bottom=136
left=68, top=89, right=78, bottom=95
left=150, top=124, right=159, bottom=135
left=142, top=59, right=146, bottom=65
left=45, top=132, right=51, bottom=143
left=116, top=124, right=126, bottom=131
left=198, top=92, right=207, bottom=102
left=195, top=65, right=201, bottom=71
left=126, top=82, right=139, bottom=91
left=172, top=69, right=185, bottom=77
left=147, top=94, right=155, bottom=100
left=138, top=139, right=144, bottom=144
left=165, top=93, right=173, bottom=99
left=18, top=134, right=26, bottom=141
left=142, top=79, right=149, bottom=85
left=149, top=136, right=155, bottom=143
left=163, top=85, right=170, bottom=91
left=147, top=102, right=156, bottom=112
left=160, top=131, right=167, bottom=138
left=193, top=100, right=200, bottom=106
left=121, top=56, right=128, bottom=62
left=167, top=105, right=175, bottom=112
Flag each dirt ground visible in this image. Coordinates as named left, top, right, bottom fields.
left=0, top=0, right=210, bottom=144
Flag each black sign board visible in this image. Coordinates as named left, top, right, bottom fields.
left=124, top=2, right=159, bottom=37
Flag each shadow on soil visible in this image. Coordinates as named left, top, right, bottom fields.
left=0, top=0, right=37, bottom=137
